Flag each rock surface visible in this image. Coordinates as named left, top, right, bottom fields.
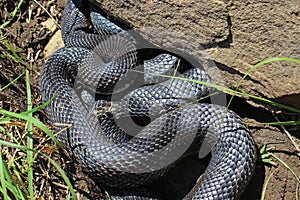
left=90, top=0, right=300, bottom=108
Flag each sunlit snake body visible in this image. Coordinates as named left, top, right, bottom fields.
left=40, top=0, right=257, bottom=199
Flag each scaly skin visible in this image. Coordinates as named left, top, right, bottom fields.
left=40, top=0, right=257, bottom=199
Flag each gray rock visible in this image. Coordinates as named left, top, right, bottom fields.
left=90, top=0, right=300, bottom=108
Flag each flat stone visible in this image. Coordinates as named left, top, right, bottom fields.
left=90, top=0, right=300, bottom=108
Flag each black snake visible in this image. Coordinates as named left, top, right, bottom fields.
left=40, top=0, right=257, bottom=199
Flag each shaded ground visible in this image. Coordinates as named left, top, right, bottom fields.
left=0, top=0, right=299, bottom=199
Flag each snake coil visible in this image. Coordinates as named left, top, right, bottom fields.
left=40, top=0, right=257, bottom=199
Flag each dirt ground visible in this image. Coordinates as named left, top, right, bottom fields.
left=0, top=0, right=299, bottom=199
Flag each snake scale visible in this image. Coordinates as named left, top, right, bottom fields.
left=40, top=0, right=257, bottom=199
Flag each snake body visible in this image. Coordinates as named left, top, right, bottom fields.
left=40, top=0, right=257, bottom=199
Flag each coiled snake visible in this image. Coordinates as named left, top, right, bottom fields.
left=40, top=0, right=257, bottom=199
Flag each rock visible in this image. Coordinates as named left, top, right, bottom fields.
left=41, top=7, right=65, bottom=58
left=90, top=0, right=300, bottom=108
left=44, top=30, right=64, bottom=58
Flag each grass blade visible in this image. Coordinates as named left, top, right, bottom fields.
left=43, top=154, right=76, bottom=200
left=271, top=153, right=300, bottom=184
left=260, top=170, right=276, bottom=200
left=0, top=72, right=24, bottom=92
left=0, top=0, right=24, bottom=29
left=0, top=94, right=56, bottom=124
left=0, top=110, right=63, bottom=149
left=0, top=35, right=27, bottom=66
left=0, top=147, right=8, bottom=200
left=25, top=70, right=34, bottom=199
left=145, top=72, right=300, bottom=114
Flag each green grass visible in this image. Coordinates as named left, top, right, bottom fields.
left=259, top=145, right=300, bottom=200
left=0, top=1, right=75, bottom=198
left=260, top=169, right=276, bottom=200
left=0, top=68, right=74, bottom=199
left=0, top=0, right=27, bottom=67
left=0, top=0, right=24, bottom=29
left=26, top=69, right=34, bottom=200
left=0, top=77, right=76, bottom=199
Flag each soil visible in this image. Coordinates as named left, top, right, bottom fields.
left=0, top=0, right=299, bottom=200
